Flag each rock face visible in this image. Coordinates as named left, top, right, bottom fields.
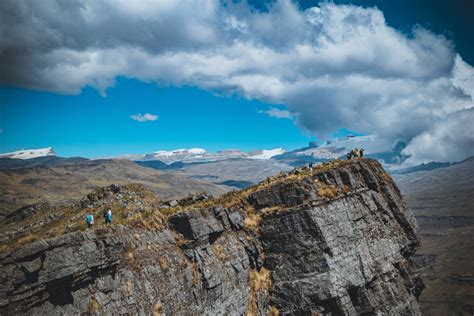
left=0, top=159, right=423, bottom=315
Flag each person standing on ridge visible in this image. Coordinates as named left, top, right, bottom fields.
left=106, top=209, right=112, bottom=224
left=86, top=212, right=94, bottom=228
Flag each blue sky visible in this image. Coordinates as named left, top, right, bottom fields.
left=0, top=0, right=473, bottom=162
left=0, top=79, right=314, bottom=157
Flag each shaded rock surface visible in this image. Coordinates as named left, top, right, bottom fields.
left=0, top=159, right=422, bottom=315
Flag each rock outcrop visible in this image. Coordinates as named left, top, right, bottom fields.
left=0, top=159, right=423, bottom=315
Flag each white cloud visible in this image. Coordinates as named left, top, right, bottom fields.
left=402, top=108, right=474, bottom=165
left=130, top=113, right=158, bottom=122
left=1, top=0, right=473, bottom=162
left=259, top=107, right=294, bottom=120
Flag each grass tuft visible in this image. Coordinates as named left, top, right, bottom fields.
left=267, top=306, right=280, bottom=316
left=153, top=302, right=162, bottom=316
left=247, top=267, right=272, bottom=316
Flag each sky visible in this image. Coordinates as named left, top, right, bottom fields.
left=0, top=0, right=473, bottom=164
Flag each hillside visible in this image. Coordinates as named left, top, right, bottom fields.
left=0, top=156, right=89, bottom=169
left=0, top=159, right=423, bottom=315
left=153, top=158, right=293, bottom=189
left=0, top=159, right=230, bottom=221
left=393, top=157, right=474, bottom=315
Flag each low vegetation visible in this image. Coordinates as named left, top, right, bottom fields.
left=1, top=158, right=374, bottom=253
left=317, top=183, right=340, bottom=200
left=267, top=306, right=280, bottom=316
left=87, top=296, right=101, bottom=315
left=247, top=267, right=272, bottom=316
left=212, top=241, right=227, bottom=262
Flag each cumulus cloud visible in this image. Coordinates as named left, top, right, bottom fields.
left=0, top=0, right=473, bottom=162
left=402, top=108, right=474, bottom=165
left=259, top=107, right=294, bottom=120
left=130, top=113, right=158, bottom=122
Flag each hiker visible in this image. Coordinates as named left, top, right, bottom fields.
left=347, top=148, right=365, bottom=159
left=102, top=209, right=108, bottom=223
left=347, top=149, right=354, bottom=160
left=106, top=209, right=112, bottom=224
left=86, top=212, right=94, bottom=228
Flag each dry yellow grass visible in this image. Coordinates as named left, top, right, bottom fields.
left=267, top=306, right=280, bottom=316
left=260, top=206, right=281, bottom=215
left=244, top=212, right=262, bottom=231
left=87, top=296, right=100, bottom=314
left=153, top=302, right=162, bottom=316
left=158, top=256, right=170, bottom=272
left=380, top=170, right=392, bottom=184
left=317, top=185, right=339, bottom=200
left=247, top=267, right=272, bottom=316
left=14, top=234, right=39, bottom=247
left=126, top=280, right=133, bottom=296
left=250, top=267, right=271, bottom=292
left=192, top=261, right=200, bottom=286
left=212, top=242, right=227, bottom=262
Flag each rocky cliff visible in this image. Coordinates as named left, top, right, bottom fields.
left=0, top=159, right=423, bottom=315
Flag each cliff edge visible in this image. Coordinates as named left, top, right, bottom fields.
left=0, top=159, right=423, bottom=315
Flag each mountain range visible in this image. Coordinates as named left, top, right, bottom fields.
left=0, top=159, right=229, bottom=222
left=0, top=147, right=57, bottom=160
left=0, top=135, right=400, bottom=166
left=118, top=147, right=286, bottom=163
left=0, top=137, right=464, bottom=192
left=0, top=143, right=472, bottom=314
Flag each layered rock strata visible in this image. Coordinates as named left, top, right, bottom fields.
left=0, top=159, right=422, bottom=315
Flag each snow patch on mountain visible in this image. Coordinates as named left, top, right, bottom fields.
left=249, top=148, right=286, bottom=160
left=152, top=148, right=207, bottom=157
left=0, top=147, right=56, bottom=159
left=121, top=147, right=286, bottom=163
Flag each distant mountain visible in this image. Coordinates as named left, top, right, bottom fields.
left=166, top=158, right=292, bottom=189
left=0, top=147, right=56, bottom=159
left=120, top=147, right=286, bottom=164
left=0, top=159, right=230, bottom=220
left=391, top=161, right=453, bottom=174
left=247, top=148, right=285, bottom=159
left=142, top=148, right=208, bottom=163
left=135, top=160, right=185, bottom=170
left=0, top=156, right=89, bottom=169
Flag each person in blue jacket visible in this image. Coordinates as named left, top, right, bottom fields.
left=86, top=212, right=94, bottom=228
left=106, top=209, right=112, bottom=224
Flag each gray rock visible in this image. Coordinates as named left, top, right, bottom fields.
left=0, top=159, right=422, bottom=315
